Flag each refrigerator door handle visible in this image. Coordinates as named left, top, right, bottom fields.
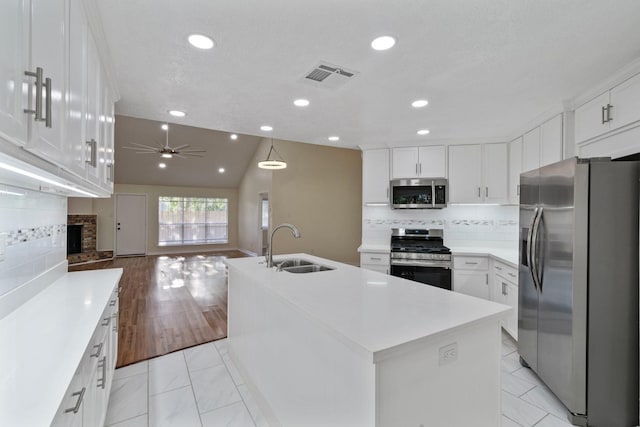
left=531, top=207, right=544, bottom=291
left=527, top=207, right=539, bottom=291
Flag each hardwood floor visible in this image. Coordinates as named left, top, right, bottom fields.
left=69, top=250, right=250, bottom=367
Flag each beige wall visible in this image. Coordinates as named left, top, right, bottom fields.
left=237, top=139, right=272, bottom=255
left=238, top=138, right=362, bottom=265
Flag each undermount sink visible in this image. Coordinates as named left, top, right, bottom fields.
left=275, top=258, right=335, bottom=273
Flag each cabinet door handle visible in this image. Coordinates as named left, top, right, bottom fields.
left=502, top=282, right=507, bottom=295
left=485, top=274, right=488, bottom=285
left=101, top=317, right=110, bottom=327
left=91, top=342, right=103, bottom=358
left=606, top=104, right=613, bottom=122
left=107, top=163, right=114, bottom=182
left=44, top=77, right=52, bottom=128
left=64, top=387, right=86, bottom=413
left=415, top=164, right=418, bottom=175
left=419, top=163, right=422, bottom=174
left=86, top=139, right=97, bottom=167
left=97, top=356, right=107, bottom=389
left=109, top=299, right=117, bottom=306
left=477, top=187, right=481, bottom=197
left=485, top=187, right=488, bottom=197
left=113, top=312, right=118, bottom=332
left=602, top=105, right=607, bottom=124
left=24, top=67, right=44, bottom=121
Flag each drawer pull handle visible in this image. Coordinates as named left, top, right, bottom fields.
left=495, top=266, right=502, bottom=270
left=64, top=387, right=86, bottom=414
left=508, top=272, right=516, bottom=278
left=97, top=356, right=107, bottom=389
left=91, top=342, right=103, bottom=358
left=465, top=262, right=478, bottom=265
left=370, top=257, right=381, bottom=261
left=101, top=317, right=110, bottom=327
left=109, top=299, right=117, bottom=307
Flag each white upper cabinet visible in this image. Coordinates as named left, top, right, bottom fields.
left=609, top=72, right=640, bottom=130
left=483, top=143, right=508, bottom=203
left=448, top=144, right=482, bottom=203
left=575, top=72, right=640, bottom=144
left=25, top=0, right=67, bottom=162
left=362, top=149, right=390, bottom=205
left=0, top=0, right=116, bottom=196
left=0, top=0, right=29, bottom=146
left=391, top=145, right=446, bottom=179
left=522, top=126, right=540, bottom=173
left=508, top=137, right=522, bottom=204
left=449, top=143, right=509, bottom=204
left=522, top=114, right=563, bottom=173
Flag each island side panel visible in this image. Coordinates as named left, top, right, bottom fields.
left=375, top=320, right=502, bottom=427
left=227, top=264, right=376, bottom=427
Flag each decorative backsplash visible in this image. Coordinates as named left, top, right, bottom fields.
left=3, top=224, right=66, bottom=246
left=362, top=205, right=520, bottom=244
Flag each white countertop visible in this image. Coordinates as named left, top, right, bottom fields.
left=226, top=254, right=510, bottom=362
left=0, top=268, right=123, bottom=427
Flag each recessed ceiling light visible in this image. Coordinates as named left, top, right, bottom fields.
left=294, top=99, right=310, bottom=107
left=371, top=36, right=396, bottom=51
left=328, top=136, right=340, bottom=142
left=230, top=134, right=238, bottom=140
left=168, top=110, right=186, bottom=117
left=218, top=168, right=225, bottom=173
left=417, top=129, right=430, bottom=135
left=159, top=163, right=167, bottom=168
left=412, top=99, right=429, bottom=108
left=260, top=125, right=273, bottom=131
left=188, top=34, right=214, bottom=50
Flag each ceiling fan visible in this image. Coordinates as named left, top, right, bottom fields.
left=122, top=124, right=206, bottom=159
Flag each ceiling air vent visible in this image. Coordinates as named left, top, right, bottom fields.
left=300, top=62, right=358, bottom=89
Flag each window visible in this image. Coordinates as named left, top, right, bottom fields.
left=158, top=196, right=228, bottom=245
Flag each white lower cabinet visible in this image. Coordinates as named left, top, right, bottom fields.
left=360, top=252, right=389, bottom=274
left=51, top=286, right=118, bottom=427
left=491, top=260, right=518, bottom=340
left=452, top=255, right=489, bottom=299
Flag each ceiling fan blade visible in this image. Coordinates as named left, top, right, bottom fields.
left=180, top=149, right=206, bottom=153
left=135, top=151, right=160, bottom=154
left=123, top=143, right=159, bottom=150
left=179, top=153, right=204, bottom=157
left=172, top=144, right=190, bottom=151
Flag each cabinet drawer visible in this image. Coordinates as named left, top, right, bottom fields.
left=360, top=253, right=390, bottom=266
left=493, top=260, right=518, bottom=283
left=453, top=256, right=488, bottom=271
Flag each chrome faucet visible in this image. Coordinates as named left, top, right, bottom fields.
left=266, top=223, right=301, bottom=268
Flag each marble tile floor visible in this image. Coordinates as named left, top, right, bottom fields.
left=104, top=332, right=573, bottom=427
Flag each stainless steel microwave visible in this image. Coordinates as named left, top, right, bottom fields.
left=390, top=178, right=447, bottom=209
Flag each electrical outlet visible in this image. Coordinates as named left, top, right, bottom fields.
left=439, top=342, right=458, bottom=366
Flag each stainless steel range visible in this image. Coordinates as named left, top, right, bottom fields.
left=390, top=228, right=452, bottom=290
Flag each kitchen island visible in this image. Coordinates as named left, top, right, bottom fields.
left=226, top=254, right=510, bottom=427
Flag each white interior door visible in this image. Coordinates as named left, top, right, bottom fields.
left=115, top=194, right=146, bottom=256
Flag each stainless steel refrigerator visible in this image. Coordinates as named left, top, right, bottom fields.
left=519, top=157, right=639, bottom=427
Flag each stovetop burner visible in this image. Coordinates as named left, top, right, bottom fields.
left=390, top=228, right=450, bottom=254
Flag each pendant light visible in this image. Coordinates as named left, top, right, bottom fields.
left=258, top=139, right=287, bottom=169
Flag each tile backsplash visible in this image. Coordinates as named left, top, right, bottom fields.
left=0, top=183, right=67, bottom=297
left=362, top=204, right=519, bottom=246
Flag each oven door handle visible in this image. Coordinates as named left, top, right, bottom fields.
left=391, top=259, right=451, bottom=268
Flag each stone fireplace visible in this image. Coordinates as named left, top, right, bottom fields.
left=66, top=214, right=113, bottom=264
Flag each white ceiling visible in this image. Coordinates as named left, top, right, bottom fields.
left=114, top=115, right=261, bottom=187
left=99, top=0, right=640, bottom=151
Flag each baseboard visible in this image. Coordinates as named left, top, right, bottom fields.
left=237, top=248, right=258, bottom=257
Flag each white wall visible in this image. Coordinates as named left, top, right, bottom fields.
left=0, top=183, right=67, bottom=298
left=362, top=205, right=519, bottom=249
